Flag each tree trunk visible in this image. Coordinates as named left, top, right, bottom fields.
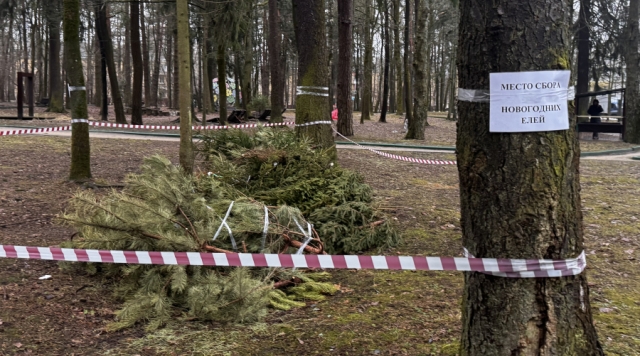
left=261, top=6, right=270, bottom=97
left=150, top=19, right=162, bottom=107
left=379, top=0, right=390, bottom=123
left=337, top=0, right=353, bottom=136
left=130, top=0, right=143, bottom=124
left=165, top=21, right=173, bottom=108
left=201, top=17, right=211, bottom=119
left=361, top=0, right=373, bottom=122
left=394, top=0, right=403, bottom=114
left=403, top=0, right=414, bottom=137
left=406, top=0, right=428, bottom=139
left=123, top=4, right=132, bottom=108
left=242, top=12, right=253, bottom=112
left=624, top=0, right=640, bottom=143
left=47, top=0, right=64, bottom=113
left=457, top=0, right=603, bottom=354
left=268, top=0, right=284, bottom=122
left=95, top=0, right=126, bottom=123
left=141, top=2, right=151, bottom=107
left=173, top=26, right=179, bottom=109
left=292, top=0, right=333, bottom=149
left=176, top=0, right=193, bottom=173
left=63, top=0, right=91, bottom=180
left=217, top=44, right=227, bottom=125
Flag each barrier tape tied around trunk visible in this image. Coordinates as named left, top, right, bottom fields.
left=0, top=245, right=586, bottom=278
left=333, top=128, right=457, bottom=165
left=0, top=120, right=333, bottom=137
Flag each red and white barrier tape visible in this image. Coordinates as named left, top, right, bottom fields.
left=0, top=121, right=295, bottom=137
left=0, top=245, right=585, bottom=278
left=0, top=126, right=73, bottom=136
left=332, top=128, right=457, bottom=165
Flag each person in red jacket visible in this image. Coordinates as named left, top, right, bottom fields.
left=331, top=104, right=338, bottom=120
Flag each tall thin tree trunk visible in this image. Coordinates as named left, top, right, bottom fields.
left=268, top=0, right=284, bottom=122
left=457, top=0, right=603, bottom=353
left=150, top=20, right=162, bottom=107
left=337, top=0, right=353, bottom=135
left=165, top=21, right=173, bottom=108
left=141, top=2, right=151, bottom=107
left=217, top=44, right=227, bottom=125
left=130, top=0, right=143, bottom=124
left=624, top=0, right=640, bottom=143
left=123, top=4, right=132, bottom=108
left=407, top=0, right=429, bottom=139
left=47, top=0, right=64, bottom=112
left=403, top=0, right=414, bottom=136
left=176, top=0, right=193, bottom=173
left=379, top=0, right=390, bottom=123
left=261, top=5, right=270, bottom=97
left=172, top=26, right=179, bottom=109
left=63, top=0, right=91, bottom=180
left=95, top=0, right=126, bottom=123
left=361, top=0, right=373, bottom=122
left=292, top=0, right=333, bottom=148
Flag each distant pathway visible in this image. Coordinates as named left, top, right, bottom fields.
left=1, top=126, right=638, bottom=162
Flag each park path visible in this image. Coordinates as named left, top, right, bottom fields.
left=1, top=126, right=638, bottom=161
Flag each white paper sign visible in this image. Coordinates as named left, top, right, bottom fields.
left=490, top=70, right=571, bottom=133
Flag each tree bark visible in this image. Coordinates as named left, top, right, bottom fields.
left=379, top=0, right=390, bottom=123
left=165, top=21, right=173, bottom=108
left=403, top=0, right=414, bottom=136
left=150, top=18, right=162, bottom=107
left=63, top=0, right=91, bottom=180
left=393, top=0, right=404, bottom=115
left=176, top=0, right=193, bottom=173
left=292, top=0, right=334, bottom=149
left=130, top=0, right=143, bottom=124
left=123, top=4, right=132, bottom=108
left=406, top=0, right=428, bottom=139
left=47, top=0, right=64, bottom=113
left=457, top=0, right=603, bottom=354
left=140, top=2, right=151, bottom=108
left=268, top=0, right=284, bottom=122
left=95, top=0, right=126, bottom=123
left=361, top=0, right=373, bottom=122
left=261, top=6, right=270, bottom=98
left=337, top=0, right=353, bottom=136
left=217, top=44, right=227, bottom=125
left=624, top=0, right=640, bottom=143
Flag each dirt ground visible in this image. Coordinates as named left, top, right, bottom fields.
left=1, top=107, right=639, bottom=355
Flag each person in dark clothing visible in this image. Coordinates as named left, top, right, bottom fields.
left=587, top=99, right=604, bottom=140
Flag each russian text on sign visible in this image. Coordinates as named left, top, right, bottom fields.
left=490, top=70, right=570, bottom=133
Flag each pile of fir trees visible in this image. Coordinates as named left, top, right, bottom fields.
left=60, top=128, right=396, bottom=330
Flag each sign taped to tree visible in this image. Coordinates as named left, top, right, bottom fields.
left=490, top=70, right=571, bottom=132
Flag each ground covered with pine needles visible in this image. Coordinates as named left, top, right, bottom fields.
left=0, top=116, right=639, bottom=355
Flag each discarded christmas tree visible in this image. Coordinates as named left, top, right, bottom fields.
left=60, top=128, right=397, bottom=330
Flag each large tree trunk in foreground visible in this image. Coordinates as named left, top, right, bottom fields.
left=95, top=0, right=126, bottom=123
left=176, top=0, right=193, bottom=173
left=130, top=0, right=143, bottom=125
left=268, top=0, right=284, bottom=123
left=292, top=0, right=334, bottom=149
left=63, top=0, right=91, bottom=180
left=624, top=0, right=640, bottom=143
left=337, top=0, right=353, bottom=136
left=457, top=0, right=602, bottom=354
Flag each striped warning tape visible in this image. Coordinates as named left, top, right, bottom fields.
left=333, top=128, right=457, bottom=165
left=0, top=245, right=586, bottom=278
left=0, top=126, right=73, bottom=136
left=0, top=120, right=335, bottom=137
